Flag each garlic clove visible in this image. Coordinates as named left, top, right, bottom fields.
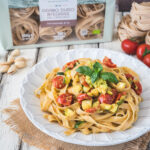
left=15, top=60, right=26, bottom=69
left=7, top=55, right=15, bottom=64
left=7, top=64, right=17, bottom=74
left=0, top=64, right=10, bottom=73
left=11, top=49, right=20, bottom=57
left=15, top=57, right=26, bottom=62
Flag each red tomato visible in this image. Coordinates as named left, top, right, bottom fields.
left=52, top=76, right=65, bottom=89
left=62, top=60, right=79, bottom=71
left=132, top=81, right=142, bottom=95
left=85, top=108, right=97, bottom=113
left=143, top=54, right=150, bottom=67
left=136, top=44, right=150, bottom=60
left=98, top=94, right=113, bottom=104
left=57, top=93, right=73, bottom=106
left=125, top=73, right=134, bottom=81
left=103, top=56, right=117, bottom=68
left=77, top=93, right=92, bottom=104
left=80, top=76, right=89, bottom=87
left=121, top=39, right=138, bottom=55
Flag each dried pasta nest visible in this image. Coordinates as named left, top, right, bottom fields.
left=145, top=31, right=150, bottom=45
left=39, top=26, right=72, bottom=41
left=118, top=2, right=150, bottom=42
left=117, top=15, right=146, bottom=42
left=9, top=7, right=35, bottom=19
left=11, top=18, right=39, bottom=45
left=75, top=14, right=104, bottom=40
left=35, top=7, right=39, bottom=15
left=77, top=3, right=105, bottom=18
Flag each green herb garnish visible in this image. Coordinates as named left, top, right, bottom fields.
left=76, top=62, right=118, bottom=84
left=100, top=72, right=118, bottom=84
left=57, top=72, right=64, bottom=75
left=142, top=48, right=150, bottom=57
left=74, top=121, right=85, bottom=129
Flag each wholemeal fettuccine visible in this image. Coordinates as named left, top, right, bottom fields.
left=35, top=57, right=142, bottom=135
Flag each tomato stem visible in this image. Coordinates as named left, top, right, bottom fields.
left=142, top=48, right=150, bottom=57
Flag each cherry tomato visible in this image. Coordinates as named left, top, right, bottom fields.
left=103, top=56, right=117, bottom=68
left=80, top=76, right=89, bottom=87
left=98, top=94, right=113, bottom=104
left=52, top=76, right=65, bottom=89
left=136, top=44, right=150, bottom=60
left=125, top=73, right=134, bottom=81
left=121, top=39, right=138, bottom=55
left=85, top=108, right=97, bottom=113
left=77, top=93, right=92, bottom=104
left=132, top=81, right=142, bottom=95
left=62, top=60, right=79, bottom=71
left=143, top=54, right=150, bottom=67
left=57, top=93, right=73, bottom=106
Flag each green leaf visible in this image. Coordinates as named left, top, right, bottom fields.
left=76, top=66, right=93, bottom=76
left=100, top=72, right=119, bottom=84
left=74, top=121, right=85, bottom=129
left=142, top=47, right=150, bottom=57
left=91, top=72, right=99, bottom=83
left=93, top=62, right=103, bottom=73
left=57, top=72, right=64, bottom=75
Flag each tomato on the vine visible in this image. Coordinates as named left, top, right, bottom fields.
left=143, top=54, right=150, bottom=67
left=121, top=39, right=138, bottom=55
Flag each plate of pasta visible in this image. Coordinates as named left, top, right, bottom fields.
left=20, top=48, right=150, bottom=146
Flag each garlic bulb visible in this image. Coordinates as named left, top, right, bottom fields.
left=15, top=57, right=26, bottom=62
left=11, top=49, right=20, bottom=57
left=0, top=64, right=10, bottom=73
left=7, top=64, right=17, bottom=74
left=15, top=60, right=26, bottom=69
left=7, top=55, right=15, bottom=64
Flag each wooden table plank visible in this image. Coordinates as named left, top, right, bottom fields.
left=0, top=48, right=38, bottom=150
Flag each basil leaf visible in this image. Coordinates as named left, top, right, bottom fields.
left=93, top=62, right=103, bottom=73
left=76, top=66, right=92, bottom=76
left=57, top=72, right=64, bottom=75
left=74, top=121, right=85, bottom=129
left=91, top=72, right=99, bottom=83
left=100, top=72, right=118, bottom=84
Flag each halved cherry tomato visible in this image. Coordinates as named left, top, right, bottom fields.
left=80, top=76, right=89, bottom=87
left=77, top=93, right=92, bottom=104
left=143, top=54, right=150, bottom=67
left=62, top=60, right=79, bottom=71
left=52, top=76, right=65, bottom=89
left=121, top=39, right=138, bottom=55
left=132, top=81, right=142, bottom=95
left=103, top=56, right=117, bottom=68
left=85, top=108, right=97, bottom=113
left=98, top=94, right=114, bottom=104
left=57, top=93, right=73, bottom=106
left=136, top=44, right=150, bottom=60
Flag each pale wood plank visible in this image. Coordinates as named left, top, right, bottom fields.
left=69, top=43, right=98, bottom=49
left=0, top=48, right=37, bottom=150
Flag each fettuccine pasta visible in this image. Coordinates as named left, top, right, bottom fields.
left=35, top=57, right=142, bottom=135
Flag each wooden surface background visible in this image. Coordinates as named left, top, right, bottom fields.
left=0, top=10, right=150, bottom=150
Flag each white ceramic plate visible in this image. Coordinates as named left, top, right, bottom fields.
left=20, top=48, right=150, bottom=146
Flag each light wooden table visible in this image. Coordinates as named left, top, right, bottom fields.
left=0, top=11, right=149, bottom=150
